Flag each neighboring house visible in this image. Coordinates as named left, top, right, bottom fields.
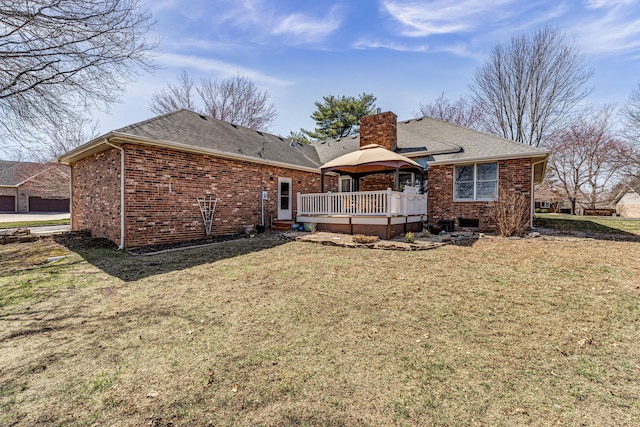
left=58, top=109, right=549, bottom=249
left=0, top=161, right=70, bottom=212
left=534, top=182, right=567, bottom=213
left=613, top=186, right=640, bottom=218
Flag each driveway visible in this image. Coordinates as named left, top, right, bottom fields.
left=0, top=212, right=70, bottom=223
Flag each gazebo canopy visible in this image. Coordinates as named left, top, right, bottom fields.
left=320, top=144, right=424, bottom=175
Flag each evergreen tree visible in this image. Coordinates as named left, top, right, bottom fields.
left=302, top=93, right=376, bottom=140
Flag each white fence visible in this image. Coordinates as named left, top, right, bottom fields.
left=297, top=189, right=427, bottom=217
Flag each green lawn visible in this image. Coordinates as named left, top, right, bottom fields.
left=0, top=218, right=70, bottom=229
left=535, top=213, right=640, bottom=236
left=1, top=234, right=639, bottom=426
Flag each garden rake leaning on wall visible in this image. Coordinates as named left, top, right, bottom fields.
left=197, top=196, right=218, bottom=236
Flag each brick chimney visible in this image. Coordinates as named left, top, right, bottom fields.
left=359, top=111, right=397, bottom=151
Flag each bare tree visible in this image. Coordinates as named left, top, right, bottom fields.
left=149, top=72, right=278, bottom=131
left=621, top=82, right=640, bottom=178
left=148, top=71, right=199, bottom=114
left=34, top=117, right=101, bottom=162
left=622, top=82, right=640, bottom=142
left=471, top=26, right=593, bottom=147
left=0, top=0, right=158, bottom=154
left=547, top=106, right=628, bottom=214
left=414, top=92, right=483, bottom=129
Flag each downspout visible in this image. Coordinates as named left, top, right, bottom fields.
left=530, top=159, right=547, bottom=229
left=106, top=141, right=125, bottom=250
left=69, top=167, right=73, bottom=230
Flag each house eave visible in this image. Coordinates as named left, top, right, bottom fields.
left=429, top=151, right=549, bottom=166
left=59, top=132, right=322, bottom=174
left=400, top=147, right=463, bottom=158
left=57, top=134, right=115, bottom=165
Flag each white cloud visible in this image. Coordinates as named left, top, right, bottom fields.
left=570, top=1, right=640, bottom=56
left=272, top=6, right=343, bottom=44
left=382, top=0, right=514, bottom=37
left=158, top=53, right=293, bottom=87
left=351, top=37, right=484, bottom=60
left=165, top=38, right=244, bottom=53
left=213, top=1, right=344, bottom=45
left=352, top=38, right=429, bottom=52
left=582, top=0, right=636, bottom=9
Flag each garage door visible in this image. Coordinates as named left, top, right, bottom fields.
left=29, top=197, right=70, bottom=212
left=0, top=195, right=15, bottom=211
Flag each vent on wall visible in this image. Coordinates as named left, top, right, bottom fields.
left=458, top=218, right=479, bottom=228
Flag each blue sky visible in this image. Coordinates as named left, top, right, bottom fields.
left=95, top=0, right=640, bottom=137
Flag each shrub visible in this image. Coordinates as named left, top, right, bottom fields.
left=352, top=234, right=379, bottom=244
left=404, top=232, right=415, bottom=243
left=421, top=228, right=430, bottom=237
left=489, top=192, right=530, bottom=237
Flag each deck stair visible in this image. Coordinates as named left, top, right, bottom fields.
left=271, top=219, right=295, bottom=231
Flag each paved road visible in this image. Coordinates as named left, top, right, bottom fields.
left=29, top=224, right=71, bottom=235
left=0, top=212, right=71, bottom=235
left=0, top=212, right=70, bottom=223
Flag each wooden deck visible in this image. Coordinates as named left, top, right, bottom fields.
left=296, top=190, right=427, bottom=238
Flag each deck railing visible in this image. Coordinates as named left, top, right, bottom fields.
left=297, top=189, right=427, bottom=217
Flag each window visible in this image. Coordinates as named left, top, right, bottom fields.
left=540, top=201, right=551, bottom=209
left=454, top=163, right=497, bottom=201
left=339, top=176, right=355, bottom=192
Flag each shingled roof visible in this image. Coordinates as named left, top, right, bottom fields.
left=116, top=110, right=321, bottom=169
left=0, top=161, right=52, bottom=186
left=313, top=115, right=547, bottom=165
left=59, top=110, right=548, bottom=172
left=401, top=117, right=548, bottom=163
left=59, top=110, right=321, bottom=171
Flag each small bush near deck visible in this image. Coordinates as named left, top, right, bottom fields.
left=404, top=232, right=415, bottom=243
left=489, top=192, right=530, bottom=237
left=352, top=234, right=379, bottom=244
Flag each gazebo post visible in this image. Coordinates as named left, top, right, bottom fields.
left=321, top=172, right=324, bottom=193
left=395, top=167, right=400, bottom=191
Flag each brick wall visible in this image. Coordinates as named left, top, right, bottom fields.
left=71, top=149, right=122, bottom=244
left=360, top=173, right=395, bottom=191
left=71, top=144, right=323, bottom=248
left=360, top=111, right=397, bottom=151
left=428, top=158, right=533, bottom=231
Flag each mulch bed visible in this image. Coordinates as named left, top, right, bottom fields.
left=286, top=231, right=478, bottom=251
left=126, top=233, right=252, bottom=255
left=39, top=226, right=640, bottom=256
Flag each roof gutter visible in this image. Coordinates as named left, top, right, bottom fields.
left=59, top=131, right=322, bottom=174
left=429, top=151, right=550, bottom=166
left=105, top=141, right=125, bottom=250
left=400, top=147, right=463, bottom=158
left=57, top=132, right=115, bottom=165
left=530, top=158, right=548, bottom=229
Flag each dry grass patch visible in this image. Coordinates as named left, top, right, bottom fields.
left=0, top=235, right=639, bottom=426
left=352, top=234, right=379, bottom=244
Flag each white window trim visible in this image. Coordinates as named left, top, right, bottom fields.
left=453, top=162, right=498, bottom=202
left=338, top=175, right=354, bottom=192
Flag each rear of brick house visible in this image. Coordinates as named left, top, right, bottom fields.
left=59, top=109, right=548, bottom=249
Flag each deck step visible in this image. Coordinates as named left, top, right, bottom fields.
left=272, top=220, right=295, bottom=231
